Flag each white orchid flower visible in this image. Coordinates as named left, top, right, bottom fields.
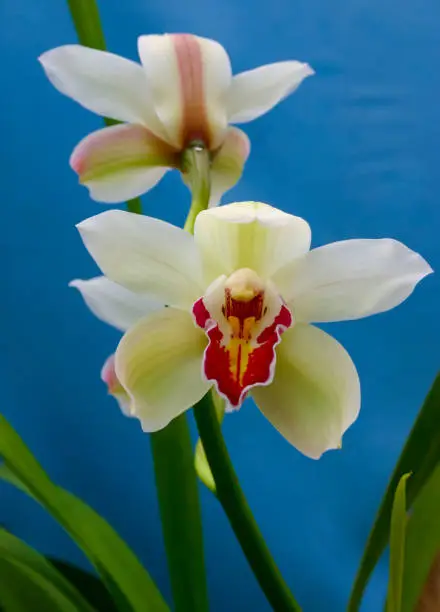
left=71, top=202, right=432, bottom=459
left=39, top=34, right=313, bottom=205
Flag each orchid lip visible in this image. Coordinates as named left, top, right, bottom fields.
left=192, top=269, right=293, bottom=408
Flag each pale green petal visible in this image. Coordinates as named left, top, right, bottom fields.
left=115, top=308, right=211, bottom=431
left=252, top=323, right=360, bottom=459
left=194, top=201, right=311, bottom=284
left=70, top=124, right=177, bottom=203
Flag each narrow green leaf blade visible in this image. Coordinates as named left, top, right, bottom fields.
left=387, top=473, right=410, bottom=612
left=0, top=415, right=168, bottom=612
left=0, top=556, right=85, bottom=612
left=0, top=529, right=95, bottom=612
left=348, top=373, right=440, bottom=611
left=402, top=465, right=440, bottom=612
left=48, top=559, right=117, bottom=612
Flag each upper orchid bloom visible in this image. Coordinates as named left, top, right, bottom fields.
left=72, top=202, right=432, bottom=459
left=39, top=34, right=313, bottom=205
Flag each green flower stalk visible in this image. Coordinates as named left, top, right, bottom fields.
left=63, top=3, right=208, bottom=610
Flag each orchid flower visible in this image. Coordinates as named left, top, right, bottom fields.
left=71, top=202, right=431, bottom=459
left=39, top=34, right=313, bottom=205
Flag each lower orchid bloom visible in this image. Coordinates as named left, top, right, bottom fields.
left=72, top=202, right=432, bottom=459
left=39, top=34, right=313, bottom=205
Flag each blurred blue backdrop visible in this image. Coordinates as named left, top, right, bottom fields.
left=1, top=0, right=439, bottom=610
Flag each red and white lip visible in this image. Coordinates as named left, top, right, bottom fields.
left=39, top=34, right=313, bottom=204
left=193, top=269, right=292, bottom=409
left=73, top=201, right=431, bottom=458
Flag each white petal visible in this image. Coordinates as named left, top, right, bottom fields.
left=39, top=45, right=165, bottom=135
left=77, top=210, right=204, bottom=308
left=83, top=167, right=168, bottom=204
left=194, top=201, right=311, bottom=284
left=70, top=123, right=177, bottom=203
left=208, top=127, right=250, bottom=206
left=69, top=276, right=163, bottom=331
left=276, top=238, right=433, bottom=323
left=227, top=60, right=314, bottom=124
left=252, top=323, right=360, bottom=459
left=115, top=308, right=211, bottom=431
left=138, top=34, right=232, bottom=149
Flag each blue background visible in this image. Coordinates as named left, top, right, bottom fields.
left=1, top=0, right=439, bottom=610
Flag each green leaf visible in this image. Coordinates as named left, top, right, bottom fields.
left=0, top=415, right=168, bottom=612
left=48, top=559, right=117, bottom=612
left=348, top=373, right=440, bottom=611
left=387, top=473, right=410, bottom=612
left=0, top=529, right=95, bottom=612
left=0, top=555, right=87, bottom=612
left=195, top=392, right=225, bottom=494
left=402, top=464, right=440, bottom=611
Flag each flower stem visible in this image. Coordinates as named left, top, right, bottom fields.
left=150, top=419, right=209, bottom=612
left=65, top=2, right=208, bottom=610
left=182, top=144, right=211, bottom=233
left=193, top=392, right=302, bottom=612
left=66, top=0, right=106, bottom=50
left=184, top=143, right=301, bottom=611
left=148, top=143, right=211, bottom=611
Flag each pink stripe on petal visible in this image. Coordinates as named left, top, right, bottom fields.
left=172, top=34, right=211, bottom=148
left=138, top=34, right=231, bottom=151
